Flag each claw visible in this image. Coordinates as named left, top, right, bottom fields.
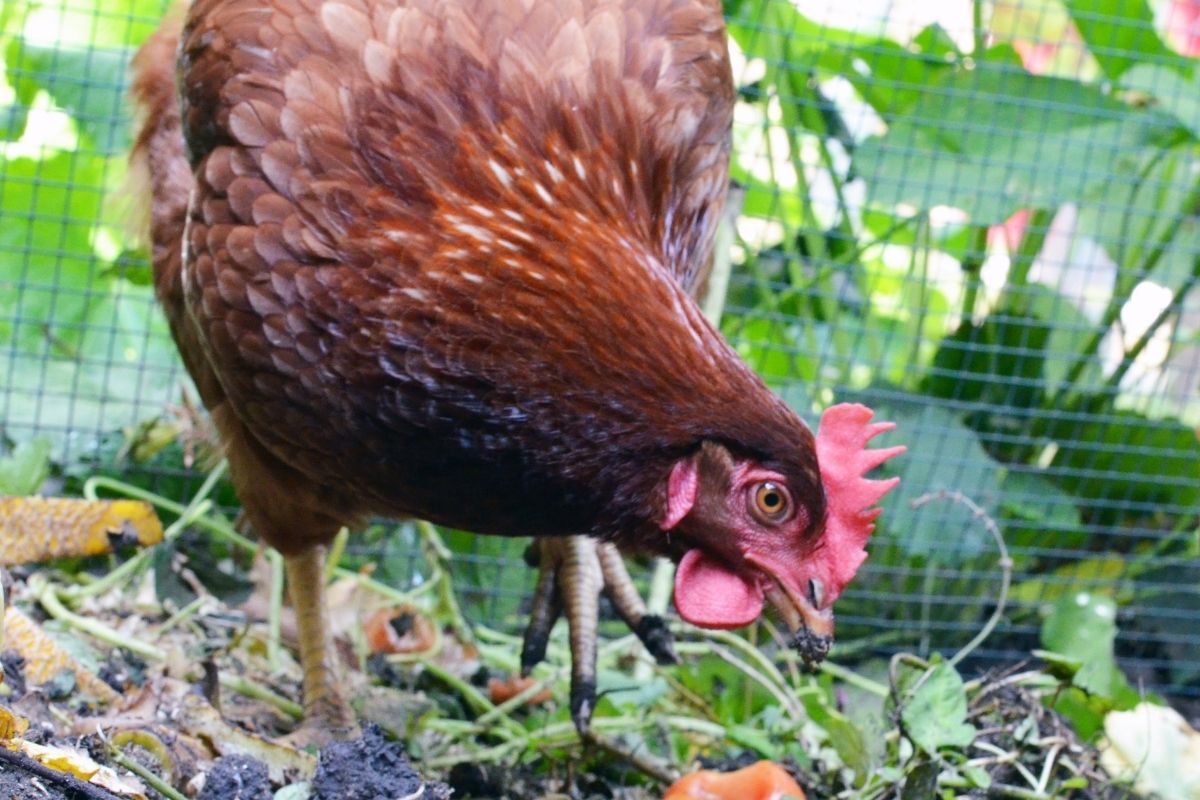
left=520, top=537, right=678, bottom=732
left=561, top=537, right=602, bottom=730
left=596, top=544, right=679, bottom=665
left=570, top=678, right=598, bottom=733
left=633, top=614, right=678, bottom=666
left=520, top=555, right=561, bottom=673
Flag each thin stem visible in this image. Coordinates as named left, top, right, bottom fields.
left=959, top=225, right=990, bottom=323
left=817, top=659, right=889, bottom=698
left=218, top=673, right=302, bottom=720
left=910, top=490, right=1012, bottom=669
left=972, top=0, right=986, bottom=56
left=324, top=527, right=349, bottom=583
left=417, top=521, right=474, bottom=643
left=103, top=742, right=189, bottom=800
left=268, top=550, right=284, bottom=672
left=33, top=575, right=165, bottom=661
left=156, top=595, right=208, bottom=636
left=420, top=660, right=523, bottom=739
left=583, top=728, right=678, bottom=784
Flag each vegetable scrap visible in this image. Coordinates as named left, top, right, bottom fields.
left=664, top=760, right=806, bottom=800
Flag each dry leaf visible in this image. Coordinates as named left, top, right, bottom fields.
left=17, top=739, right=148, bottom=799
left=1100, top=702, right=1200, bottom=800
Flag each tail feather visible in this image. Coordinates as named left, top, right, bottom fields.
left=127, top=5, right=191, bottom=293
left=127, top=5, right=227, bottom=411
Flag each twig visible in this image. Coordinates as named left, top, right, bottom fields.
left=939, top=773, right=1053, bottom=800
left=583, top=728, right=679, bottom=784
left=0, top=746, right=123, bottom=800
left=909, top=490, right=1012, bottom=668
left=973, top=740, right=1042, bottom=788
left=156, top=594, right=209, bottom=636
left=1035, top=743, right=1063, bottom=794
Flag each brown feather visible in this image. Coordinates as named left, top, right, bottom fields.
left=134, top=0, right=822, bottom=557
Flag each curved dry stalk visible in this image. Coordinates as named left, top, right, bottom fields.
left=909, top=489, right=1013, bottom=668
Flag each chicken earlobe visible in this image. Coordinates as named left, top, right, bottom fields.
left=521, top=537, right=677, bottom=731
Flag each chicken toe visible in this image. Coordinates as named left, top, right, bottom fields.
left=521, top=536, right=678, bottom=732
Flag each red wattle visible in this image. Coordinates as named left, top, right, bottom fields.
left=673, top=549, right=764, bottom=629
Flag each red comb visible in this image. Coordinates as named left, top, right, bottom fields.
left=815, top=403, right=905, bottom=593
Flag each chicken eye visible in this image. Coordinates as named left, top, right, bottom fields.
left=751, top=481, right=791, bottom=523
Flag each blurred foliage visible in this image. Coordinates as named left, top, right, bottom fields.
left=718, top=0, right=1200, bottom=692
left=0, top=0, right=1197, bottom=703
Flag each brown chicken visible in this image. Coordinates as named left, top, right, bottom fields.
left=130, top=0, right=903, bottom=741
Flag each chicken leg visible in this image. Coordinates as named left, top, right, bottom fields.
left=521, top=537, right=678, bottom=731
left=282, top=547, right=358, bottom=745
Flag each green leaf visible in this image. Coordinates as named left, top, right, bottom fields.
left=1050, top=410, right=1200, bottom=520
left=0, top=437, right=51, bottom=495
left=1024, top=285, right=1105, bottom=396
left=1034, top=648, right=1084, bottom=682
left=1062, top=0, right=1184, bottom=81
left=1000, top=469, right=1086, bottom=555
left=1121, top=65, right=1200, bottom=140
left=727, top=724, right=780, bottom=759
left=962, top=765, right=992, bottom=789
left=796, top=688, right=874, bottom=780
left=1009, top=557, right=1126, bottom=605
left=901, top=762, right=939, bottom=800
left=827, top=36, right=956, bottom=120
left=896, top=660, right=976, bottom=753
left=725, top=316, right=819, bottom=385
left=1073, top=144, right=1199, bottom=295
left=1048, top=685, right=1109, bottom=740
left=596, top=674, right=669, bottom=710
left=823, top=714, right=871, bottom=781
left=867, top=402, right=1005, bottom=560
left=855, top=67, right=1183, bottom=224
left=1040, top=592, right=1136, bottom=705
left=727, top=0, right=874, bottom=65
left=921, top=296, right=1060, bottom=417
left=6, top=38, right=133, bottom=152
left=16, top=0, right=164, bottom=49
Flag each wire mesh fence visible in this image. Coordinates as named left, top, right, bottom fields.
left=1, top=0, right=1197, bottom=705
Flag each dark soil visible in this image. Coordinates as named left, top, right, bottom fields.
left=197, top=754, right=273, bottom=799
left=311, top=724, right=451, bottom=800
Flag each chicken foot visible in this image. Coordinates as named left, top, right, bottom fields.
left=521, top=537, right=678, bottom=731
left=281, top=546, right=359, bottom=747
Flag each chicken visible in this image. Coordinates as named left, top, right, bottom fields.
left=129, top=0, right=903, bottom=742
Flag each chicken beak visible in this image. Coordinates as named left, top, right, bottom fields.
left=763, top=581, right=833, bottom=666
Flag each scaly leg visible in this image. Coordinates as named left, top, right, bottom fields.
left=521, top=536, right=678, bottom=731
left=282, top=546, right=358, bottom=745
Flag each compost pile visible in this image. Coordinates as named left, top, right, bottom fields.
left=0, top=483, right=1170, bottom=800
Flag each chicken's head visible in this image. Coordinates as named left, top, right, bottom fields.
left=662, top=403, right=904, bottom=664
